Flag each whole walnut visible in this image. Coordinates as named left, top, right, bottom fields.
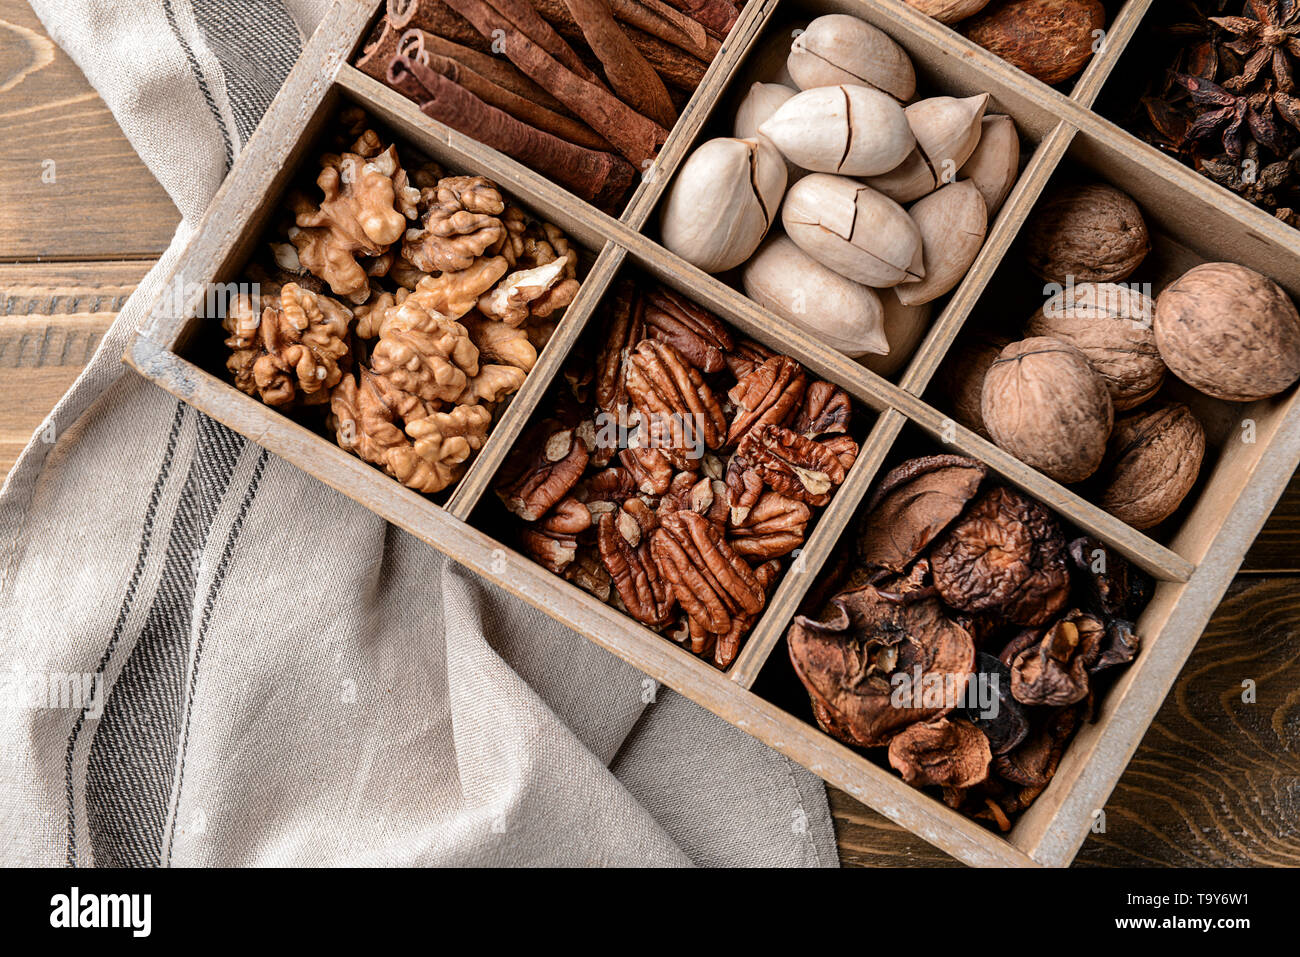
left=1098, top=402, right=1205, bottom=529
left=981, top=337, right=1113, bottom=483
left=941, top=335, right=1012, bottom=439
left=1154, top=262, right=1300, bottom=402
left=1023, top=184, right=1149, bottom=286
left=963, top=0, right=1106, bottom=86
left=1026, top=282, right=1164, bottom=410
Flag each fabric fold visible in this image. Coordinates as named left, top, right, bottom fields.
left=1, top=0, right=839, bottom=868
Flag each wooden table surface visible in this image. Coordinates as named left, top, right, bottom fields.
left=3, top=0, right=1298, bottom=867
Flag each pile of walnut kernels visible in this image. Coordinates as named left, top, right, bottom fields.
left=222, top=108, right=580, bottom=494
left=494, top=282, right=860, bottom=670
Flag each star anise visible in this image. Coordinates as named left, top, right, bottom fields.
left=1175, top=73, right=1292, bottom=159
left=1213, top=0, right=1300, bottom=92
left=1142, top=94, right=1193, bottom=154
left=1199, top=139, right=1295, bottom=206
left=1164, top=0, right=1236, bottom=80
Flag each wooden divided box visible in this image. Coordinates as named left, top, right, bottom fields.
left=125, top=0, right=1300, bottom=867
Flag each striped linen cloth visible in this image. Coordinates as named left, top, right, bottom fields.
left=0, top=0, right=837, bottom=867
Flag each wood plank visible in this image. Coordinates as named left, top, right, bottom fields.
left=1243, top=473, right=1300, bottom=572
left=0, top=0, right=179, bottom=260
left=0, top=260, right=152, bottom=477
left=1075, top=577, right=1300, bottom=867
left=832, top=575, right=1300, bottom=867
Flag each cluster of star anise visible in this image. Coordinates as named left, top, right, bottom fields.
left=1134, top=0, right=1300, bottom=224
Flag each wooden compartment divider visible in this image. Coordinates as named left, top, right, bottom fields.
left=121, top=0, right=1300, bottom=866
left=444, top=242, right=627, bottom=519
left=1065, top=0, right=1153, bottom=109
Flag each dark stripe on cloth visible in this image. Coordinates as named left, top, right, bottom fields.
left=83, top=414, right=246, bottom=867
left=65, top=400, right=188, bottom=867
left=191, top=0, right=302, bottom=143
left=165, top=448, right=270, bottom=864
left=162, top=0, right=236, bottom=171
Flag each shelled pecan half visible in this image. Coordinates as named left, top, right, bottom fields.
left=498, top=428, right=590, bottom=521
left=736, top=425, right=848, bottom=506
left=651, top=511, right=765, bottom=637
left=643, top=286, right=734, bottom=373
left=727, top=356, right=807, bottom=444
left=729, top=492, right=811, bottom=560
left=598, top=507, right=675, bottom=627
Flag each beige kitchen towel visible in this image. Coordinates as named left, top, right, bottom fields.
left=0, top=0, right=837, bottom=866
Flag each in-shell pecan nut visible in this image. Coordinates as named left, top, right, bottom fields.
left=642, top=286, right=734, bottom=374
left=650, top=511, right=766, bottom=637
left=727, top=356, right=807, bottom=444
left=498, top=428, right=589, bottom=522
left=597, top=509, right=675, bottom=627
left=736, top=424, right=848, bottom=506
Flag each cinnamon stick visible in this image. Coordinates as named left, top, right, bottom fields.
left=363, top=27, right=571, bottom=119
left=606, top=0, right=719, bottom=60
left=659, top=0, right=738, bottom=39
left=358, top=0, right=493, bottom=66
left=532, top=0, right=709, bottom=89
left=440, top=0, right=669, bottom=165
left=423, top=52, right=615, bottom=151
left=563, top=0, right=677, bottom=128
left=481, top=0, right=605, bottom=86
left=389, top=56, right=636, bottom=207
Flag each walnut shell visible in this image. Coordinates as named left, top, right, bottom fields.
left=981, top=337, right=1114, bottom=483
left=1154, top=262, right=1300, bottom=402
left=1098, top=402, right=1205, bottom=529
left=931, top=485, right=1071, bottom=626
left=963, top=0, right=1106, bottom=86
left=1026, top=282, right=1165, bottom=410
left=1023, top=184, right=1149, bottom=286
left=942, top=335, right=1012, bottom=439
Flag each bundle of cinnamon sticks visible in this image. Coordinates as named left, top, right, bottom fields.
left=356, top=0, right=741, bottom=211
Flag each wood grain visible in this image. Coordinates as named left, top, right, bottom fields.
left=0, top=0, right=179, bottom=260
left=0, top=260, right=152, bottom=476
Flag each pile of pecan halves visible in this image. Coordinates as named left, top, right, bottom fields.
left=222, top=108, right=580, bottom=494
left=495, top=280, right=860, bottom=669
